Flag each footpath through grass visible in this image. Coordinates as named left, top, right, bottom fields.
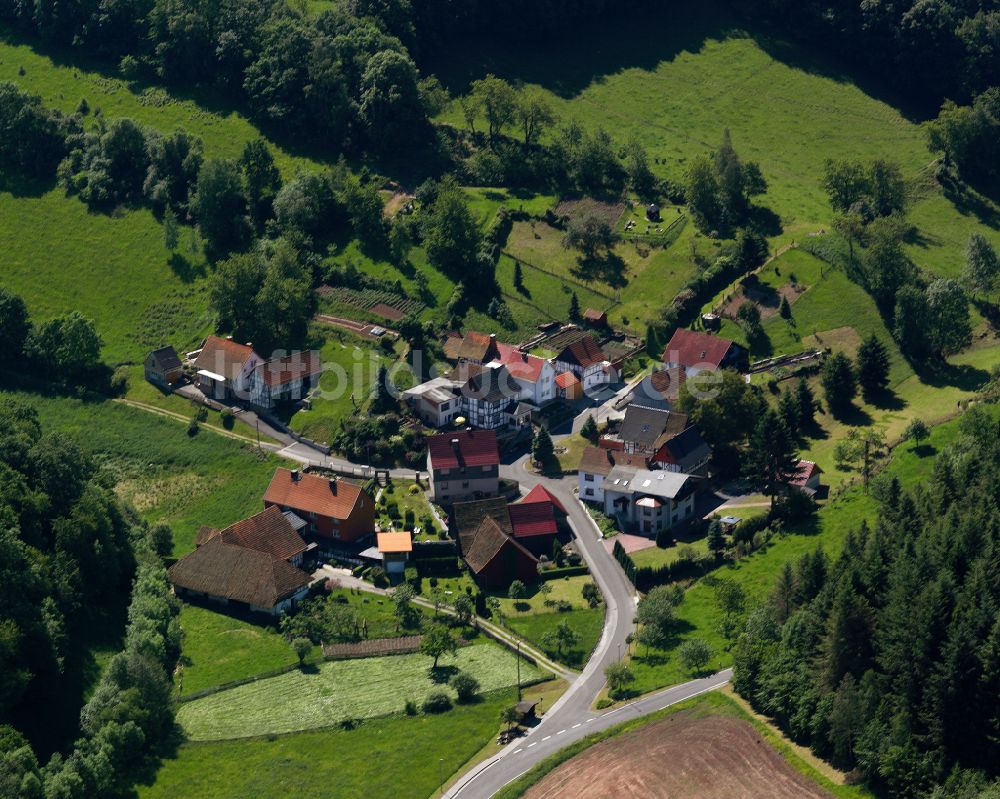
left=141, top=689, right=517, bottom=799
left=176, top=641, right=546, bottom=740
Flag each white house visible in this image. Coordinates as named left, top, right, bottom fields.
left=496, top=346, right=556, bottom=406
left=577, top=446, right=643, bottom=504
left=601, top=467, right=697, bottom=535
left=403, top=376, right=462, bottom=427
left=249, top=351, right=323, bottom=410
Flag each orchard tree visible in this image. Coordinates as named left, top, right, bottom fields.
left=904, top=418, right=930, bottom=449
left=541, top=618, right=579, bottom=657
left=925, top=278, right=971, bottom=356
left=515, top=89, right=555, bottom=146
left=679, top=638, right=713, bottom=674
left=855, top=334, right=891, bottom=399
left=963, top=232, right=1000, bottom=297
left=420, top=624, right=458, bottom=669
left=605, top=661, right=635, bottom=697
left=507, top=580, right=527, bottom=602
left=562, top=213, right=617, bottom=261
left=469, top=75, right=517, bottom=141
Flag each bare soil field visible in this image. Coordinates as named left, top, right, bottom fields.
left=522, top=712, right=834, bottom=799
left=554, top=198, right=626, bottom=226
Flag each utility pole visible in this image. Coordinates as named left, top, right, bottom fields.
left=438, top=758, right=443, bottom=795
left=255, top=418, right=260, bottom=449
left=863, top=437, right=870, bottom=494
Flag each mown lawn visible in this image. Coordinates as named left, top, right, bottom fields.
left=176, top=641, right=546, bottom=740
left=626, top=407, right=990, bottom=693
left=492, top=574, right=597, bottom=618
left=506, top=608, right=604, bottom=670
left=177, top=605, right=301, bottom=698
left=1, top=389, right=289, bottom=555
left=141, top=690, right=517, bottom=799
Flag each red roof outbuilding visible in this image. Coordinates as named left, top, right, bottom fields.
left=508, top=502, right=559, bottom=538
left=519, top=484, right=568, bottom=516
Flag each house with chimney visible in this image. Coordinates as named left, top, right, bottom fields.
left=426, top=429, right=501, bottom=504
left=263, top=468, right=375, bottom=543
left=577, top=446, right=643, bottom=504
left=496, top=345, right=556, bottom=406
left=249, top=351, right=323, bottom=410
left=661, top=328, right=747, bottom=376
left=192, top=335, right=263, bottom=400
left=168, top=505, right=313, bottom=616
left=553, top=334, right=616, bottom=390
left=452, top=485, right=568, bottom=562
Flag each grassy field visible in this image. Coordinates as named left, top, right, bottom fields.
left=495, top=691, right=873, bottom=799
left=0, top=31, right=322, bottom=174
left=377, top=479, right=437, bottom=537
left=707, top=246, right=1000, bottom=485
left=434, top=2, right=1000, bottom=282
left=176, top=590, right=431, bottom=697
left=176, top=641, right=546, bottom=740
left=1, top=389, right=288, bottom=556
left=176, top=605, right=302, bottom=698
left=506, top=609, right=604, bottom=670
left=141, top=689, right=518, bottom=799
left=626, top=406, right=990, bottom=693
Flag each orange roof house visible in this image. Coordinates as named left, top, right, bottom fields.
left=264, top=468, right=375, bottom=543
left=555, top=370, right=583, bottom=400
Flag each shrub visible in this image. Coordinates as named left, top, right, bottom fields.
left=110, top=366, right=129, bottom=395
left=595, top=698, right=613, bottom=710
left=450, top=672, right=480, bottom=703
left=422, top=691, right=453, bottom=714
left=404, top=699, right=418, bottom=716
left=220, top=408, right=235, bottom=429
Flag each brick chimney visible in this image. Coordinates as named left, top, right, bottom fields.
left=290, top=470, right=300, bottom=482
left=328, top=477, right=337, bottom=494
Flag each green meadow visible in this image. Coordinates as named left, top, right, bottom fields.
left=1, top=389, right=289, bottom=556
left=433, top=2, right=1000, bottom=282
left=140, top=690, right=518, bottom=799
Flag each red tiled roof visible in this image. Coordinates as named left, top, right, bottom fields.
left=168, top=538, right=311, bottom=608
left=508, top=502, right=558, bottom=538
left=661, top=329, right=735, bottom=370
left=583, top=309, right=606, bottom=322
left=498, top=347, right=547, bottom=384
left=556, top=336, right=606, bottom=369
left=213, top=506, right=307, bottom=561
left=264, top=469, right=367, bottom=521
left=555, top=371, right=579, bottom=389
left=257, top=351, right=323, bottom=388
left=427, top=430, right=500, bottom=470
left=194, top=335, right=258, bottom=381
left=791, top=460, right=823, bottom=486
left=520, top=484, right=568, bottom=515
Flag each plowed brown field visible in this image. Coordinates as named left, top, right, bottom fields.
left=522, top=712, right=834, bottom=799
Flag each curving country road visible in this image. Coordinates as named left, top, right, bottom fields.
left=438, top=457, right=730, bottom=799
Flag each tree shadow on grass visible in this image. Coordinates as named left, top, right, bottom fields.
left=910, top=443, right=937, bottom=458
left=829, top=403, right=874, bottom=427
left=570, top=252, right=628, bottom=289
left=168, top=252, right=206, bottom=283
left=863, top=387, right=906, bottom=412
left=0, top=172, right=57, bottom=199
left=915, top=360, right=991, bottom=392
left=429, top=664, right=459, bottom=683
left=942, top=180, right=1000, bottom=231
left=747, top=204, right=783, bottom=237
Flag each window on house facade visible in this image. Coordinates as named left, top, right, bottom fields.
left=585, top=488, right=594, bottom=496
left=584, top=473, right=594, bottom=482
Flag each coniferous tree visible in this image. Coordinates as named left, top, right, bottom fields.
left=568, top=291, right=581, bottom=322
left=744, top=408, right=800, bottom=507
left=821, top=352, right=857, bottom=416
left=796, top=378, right=816, bottom=428
left=531, top=425, right=554, bottom=465
left=777, top=387, right=801, bottom=438
left=856, top=333, right=891, bottom=399
left=580, top=414, right=598, bottom=442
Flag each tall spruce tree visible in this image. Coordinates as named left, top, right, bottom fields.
left=856, top=333, right=891, bottom=399
left=744, top=408, right=800, bottom=507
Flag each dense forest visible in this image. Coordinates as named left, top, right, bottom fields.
left=733, top=394, right=1000, bottom=799
left=0, top=401, right=180, bottom=798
